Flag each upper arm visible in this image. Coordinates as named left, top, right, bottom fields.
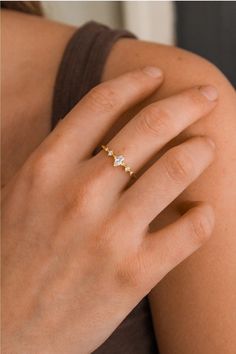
left=102, top=39, right=236, bottom=353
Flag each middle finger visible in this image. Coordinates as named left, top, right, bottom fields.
left=92, top=85, right=218, bottom=191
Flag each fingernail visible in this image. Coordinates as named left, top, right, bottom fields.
left=205, top=137, right=216, bottom=149
left=199, top=85, right=218, bottom=101
left=142, top=66, right=163, bottom=78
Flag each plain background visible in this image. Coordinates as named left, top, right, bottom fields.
left=42, top=1, right=236, bottom=87
left=43, top=1, right=175, bottom=44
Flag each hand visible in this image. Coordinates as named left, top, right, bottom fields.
left=2, top=67, right=217, bottom=354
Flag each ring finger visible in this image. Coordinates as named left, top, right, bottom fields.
left=92, top=85, right=218, bottom=191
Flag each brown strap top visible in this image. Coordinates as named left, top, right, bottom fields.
left=51, top=21, right=158, bottom=354
left=52, top=21, right=136, bottom=128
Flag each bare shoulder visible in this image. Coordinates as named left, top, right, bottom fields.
left=102, top=38, right=236, bottom=219
left=1, top=10, right=75, bottom=187
left=102, top=38, right=236, bottom=164
left=103, top=37, right=235, bottom=97
left=102, top=38, right=236, bottom=192
left=102, top=38, right=236, bottom=353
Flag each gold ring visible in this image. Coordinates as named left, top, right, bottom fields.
left=101, top=145, right=135, bottom=178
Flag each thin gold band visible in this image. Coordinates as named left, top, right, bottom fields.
left=101, top=145, right=135, bottom=177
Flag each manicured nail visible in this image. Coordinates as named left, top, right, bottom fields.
left=199, top=85, right=218, bottom=101
left=142, top=66, right=163, bottom=78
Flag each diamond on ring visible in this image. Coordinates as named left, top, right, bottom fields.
left=101, top=145, right=135, bottom=178
left=114, top=155, right=125, bottom=166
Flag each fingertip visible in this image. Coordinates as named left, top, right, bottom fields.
left=142, top=66, right=163, bottom=79
left=199, top=85, right=219, bottom=102
left=196, top=202, right=215, bottom=228
left=188, top=202, right=215, bottom=243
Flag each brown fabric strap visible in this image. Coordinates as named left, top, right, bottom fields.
left=51, top=21, right=136, bottom=129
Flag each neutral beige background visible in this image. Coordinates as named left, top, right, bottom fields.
left=43, top=1, right=175, bottom=44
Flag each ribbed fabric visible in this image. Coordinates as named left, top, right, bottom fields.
left=52, top=21, right=136, bottom=129
left=51, top=21, right=158, bottom=354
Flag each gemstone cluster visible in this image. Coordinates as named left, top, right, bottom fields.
left=101, top=145, right=134, bottom=177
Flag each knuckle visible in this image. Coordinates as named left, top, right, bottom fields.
left=136, top=106, right=170, bottom=138
left=88, top=84, right=118, bottom=113
left=69, top=188, right=89, bottom=216
left=67, top=160, right=110, bottom=217
left=116, top=262, right=140, bottom=289
left=164, top=148, right=194, bottom=183
left=71, top=176, right=100, bottom=215
left=116, top=254, right=147, bottom=290
left=29, top=151, right=55, bottom=185
left=188, top=210, right=213, bottom=245
left=68, top=161, right=110, bottom=216
left=92, top=222, right=116, bottom=258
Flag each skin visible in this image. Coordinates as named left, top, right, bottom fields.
left=103, top=29, right=236, bottom=354
left=1, top=63, right=219, bottom=353
left=2, top=10, right=236, bottom=354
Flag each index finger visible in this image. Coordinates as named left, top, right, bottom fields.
left=39, top=67, right=164, bottom=163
